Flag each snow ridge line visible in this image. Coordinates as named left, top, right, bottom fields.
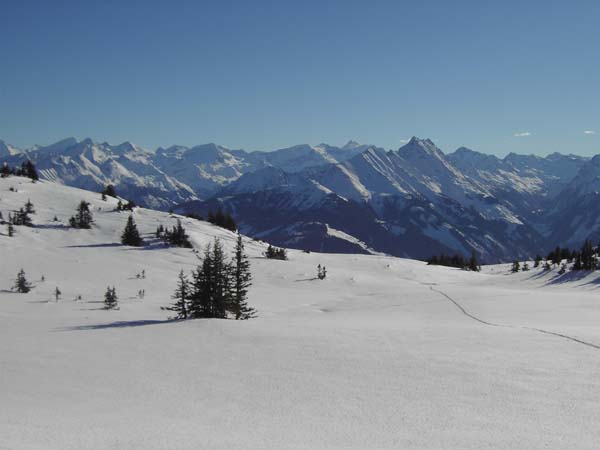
left=429, top=286, right=600, bottom=351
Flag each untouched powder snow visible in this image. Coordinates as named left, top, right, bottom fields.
left=1, top=177, right=600, bottom=449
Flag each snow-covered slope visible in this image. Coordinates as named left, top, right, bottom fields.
left=2, top=177, right=600, bottom=449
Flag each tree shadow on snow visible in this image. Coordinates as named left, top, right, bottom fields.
left=60, top=319, right=176, bottom=331
left=294, top=277, right=319, bottom=282
left=544, top=270, right=590, bottom=286
left=35, top=224, right=70, bottom=230
left=63, top=243, right=122, bottom=249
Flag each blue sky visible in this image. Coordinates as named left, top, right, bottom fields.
left=1, top=0, right=599, bottom=156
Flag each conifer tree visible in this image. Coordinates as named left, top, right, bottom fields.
left=230, top=234, right=255, bottom=320
left=70, top=201, right=93, bottom=229
left=14, top=269, right=32, bottom=293
left=468, top=250, right=480, bottom=272
left=13, top=207, right=32, bottom=226
left=210, top=238, right=231, bottom=318
left=121, top=215, right=144, bottom=246
left=534, top=255, right=542, bottom=268
left=54, top=287, right=62, bottom=301
left=7, top=221, right=14, bottom=237
left=188, top=239, right=232, bottom=319
left=511, top=260, right=520, bottom=273
left=18, top=160, right=39, bottom=181
left=102, top=184, right=117, bottom=198
left=164, top=219, right=191, bottom=248
left=189, top=243, right=213, bottom=318
left=0, top=162, right=11, bottom=177
left=522, top=262, right=530, bottom=271
left=24, top=199, right=35, bottom=214
left=162, top=270, right=190, bottom=319
left=265, top=244, right=287, bottom=260
left=104, top=286, right=118, bottom=309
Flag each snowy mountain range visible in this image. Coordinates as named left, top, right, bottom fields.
left=2, top=136, right=597, bottom=261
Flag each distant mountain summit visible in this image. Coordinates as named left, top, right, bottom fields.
left=0, top=135, right=595, bottom=261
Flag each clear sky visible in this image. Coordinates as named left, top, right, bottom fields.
left=1, top=0, right=599, bottom=156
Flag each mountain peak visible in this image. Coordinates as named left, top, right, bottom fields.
left=342, top=140, right=361, bottom=150
left=398, top=136, right=443, bottom=158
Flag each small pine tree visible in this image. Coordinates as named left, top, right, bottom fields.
left=13, top=207, right=32, bottom=226
left=511, top=260, right=520, bottom=273
left=0, top=162, right=11, bottom=177
left=102, top=184, right=117, bottom=198
left=121, top=215, right=144, bottom=246
left=468, top=250, right=480, bottom=272
left=522, top=262, right=530, bottom=271
left=162, top=270, right=190, bottom=319
left=54, top=287, right=62, bottom=301
left=558, top=263, right=566, bottom=275
left=18, top=160, right=39, bottom=181
left=14, top=269, right=32, bottom=293
left=265, top=244, right=287, bottom=260
left=7, top=221, right=14, bottom=237
left=230, top=234, right=255, bottom=320
left=534, top=255, right=542, bottom=268
left=24, top=199, right=35, bottom=214
left=104, top=286, right=118, bottom=309
left=70, top=201, right=93, bottom=229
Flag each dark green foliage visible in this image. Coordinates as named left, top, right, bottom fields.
left=24, top=199, right=35, bottom=214
left=427, top=252, right=478, bottom=270
left=185, top=212, right=202, bottom=220
left=207, top=208, right=237, bottom=232
left=572, top=253, right=582, bottom=271
left=115, top=199, right=136, bottom=211
left=580, top=239, right=597, bottom=270
left=12, top=207, right=32, bottom=226
left=14, top=269, right=32, bottom=293
left=163, top=219, right=192, bottom=248
left=69, top=201, right=93, bottom=229
left=569, top=239, right=598, bottom=271
left=169, top=237, right=256, bottom=320
left=188, top=239, right=231, bottom=319
left=121, top=215, right=144, bottom=246
left=533, top=255, right=542, bottom=268
left=161, top=270, right=190, bottom=319
left=15, top=160, right=39, bottom=181
left=265, top=244, right=287, bottom=260
left=511, top=261, right=520, bottom=273
left=468, top=250, right=480, bottom=272
left=104, top=286, right=118, bottom=309
left=7, top=221, right=14, bottom=236
left=0, top=162, right=12, bottom=177
left=155, top=224, right=164, bottom=238
left=522, top=262, right=530, bottom=271
left=54, top=287, right=62, bottom=301
left=231, top=234, right=255, bottom=320
left=102, top=184, right=117, bottom=198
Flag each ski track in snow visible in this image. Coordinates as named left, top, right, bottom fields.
left=429, top=285, right=600, bottom=351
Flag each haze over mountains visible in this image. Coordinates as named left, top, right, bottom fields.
left=2, top=136, right=597, bottom=262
